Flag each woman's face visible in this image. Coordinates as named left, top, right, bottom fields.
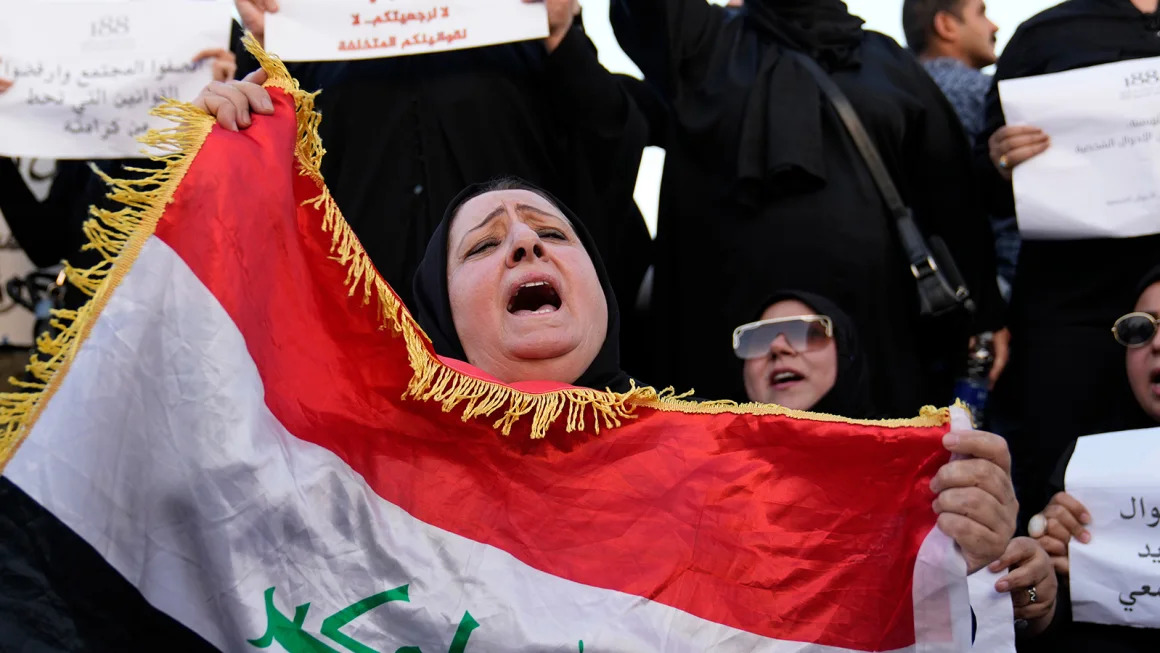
left=1127, top=281, right=1160, bottom=422
left=742, top=300, right=838, bottom=411
left=446, top=189, right=608, bottom=385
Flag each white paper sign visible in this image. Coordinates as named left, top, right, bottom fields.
left=999, top=56, right=1160, bottom=240
left=265, top=0, right=548, bottom=62
left=0, top=0, right=232, bottom=159
left=1065, top=427, right=1160, bottom=627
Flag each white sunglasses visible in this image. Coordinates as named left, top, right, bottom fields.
left=732, top=315, right=833, bottom=359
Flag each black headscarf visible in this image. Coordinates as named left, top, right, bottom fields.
left=733, top=0, right=866, bottom=205
left=744, top=0, right=866, bottom=71
left=1135, top=263, right=1160, bottom=302
left=410, top=178, right=632, bottom=393
left=753, top=290, right=876, bottom=419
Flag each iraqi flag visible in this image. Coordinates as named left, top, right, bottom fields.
left=0, top=46, right=1005, bottom=652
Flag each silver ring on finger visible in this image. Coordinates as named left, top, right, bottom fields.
left=1027, top=586, right=1038, bottom=604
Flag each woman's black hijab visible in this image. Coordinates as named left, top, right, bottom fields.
left=755, top=290, right=876, bottom=419
left=1135, top=263, right=1160, bottom=301
left=411, top=177, right=632, bottom=393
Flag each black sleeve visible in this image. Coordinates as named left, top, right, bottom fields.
left=907, top=73, right=1005, bottom=333
left=975, top=24, right=1043, bottom=217
left=0, top=159, right=90, bottom=268
left=230, top=19, right=261, bottom=80
left=610, top=0, right=729, bottom=99
left=618, top=74, right=669, bottom=147
left=544, top=23, right=649, bottom=190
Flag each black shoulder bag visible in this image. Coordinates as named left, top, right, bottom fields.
left=787, top=51, right=976, bottom=318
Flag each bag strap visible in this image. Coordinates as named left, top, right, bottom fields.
left=784, top=51, right=944, bottom=284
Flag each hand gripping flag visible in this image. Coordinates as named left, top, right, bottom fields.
left=0, top=40, right=1006, bottom=653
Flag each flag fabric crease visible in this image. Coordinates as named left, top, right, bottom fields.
left=0, top=39, right=987, bottom=653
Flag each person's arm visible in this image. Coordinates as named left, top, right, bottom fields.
left=609, top=0, right=728, bottom=99
left=543, top=19, right=648, bottom=185
left=975, top=25, right=1050, bottom=217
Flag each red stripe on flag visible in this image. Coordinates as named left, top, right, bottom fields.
left=152, top=90, right=949, bottom=651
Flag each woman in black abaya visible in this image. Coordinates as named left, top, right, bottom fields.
left=978, top=0, right=1160, bottom=523
left=610, top=0, right=1004, bottom=414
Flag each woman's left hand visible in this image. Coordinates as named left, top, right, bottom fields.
left=931, top=430, right=1019, bottom=573
left=992, top=538, right=1057, bottom=626
left=990, top=536, right=1058, bottom=634
left=194, top=48, right=238, bottom=83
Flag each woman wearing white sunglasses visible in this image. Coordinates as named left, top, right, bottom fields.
left=733, top=290, right=876, bottom=419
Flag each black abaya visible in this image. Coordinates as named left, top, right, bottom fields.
left=978, top=0, right=1160, bottom=527
left=611, top=0, right=1003, bottom=414
left=247, top=25, right=651, bottom=327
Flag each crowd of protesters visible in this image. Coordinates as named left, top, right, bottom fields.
left=2, top=0, right=1159, bottom=650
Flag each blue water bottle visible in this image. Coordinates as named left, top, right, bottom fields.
left=954, top=332, right=994, bottom=427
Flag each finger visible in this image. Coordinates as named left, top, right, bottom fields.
left=192, top=47, right=230, bottom=63
left=995, top=125, right=1048, bottom=140
left=988, top=333, right=1010, bottom=388
left=1009, top=586, right=1034, bottom=608
left=1037, top=535, right=1067, bottom=557
left=937, top=512, right=1006, bottom=571
left=214, top=60, right=238, bottom=83
left=942, top=431, right=1012, bottom=474
left=989, top=536, right=1035, bottom=572
left=930, top=458, right=1015, bottom=505
left=1044, top=516, right=1078, bottom=547
left=1052, top=555, right=1070, bottom=577
left=1015, top=601, right=1053, bottom=622
left=934, top=486, right=1007, bottom=524
left=210, top=82, right=255, bottom=126
left=0, top=78, right=11, bottom=94
left=996, top=132, right=1051, bottom=152
left=1050, top=492, right=1092, bottom=524
left=242, top=68, right=269, bottom=85
left=200, top=94, right=240, bottom=131
left=232, top=81, right=274, bottom=114
left=1044, top=503, right=1089, bottom=542
left=934, top=488, right=1013, bottom=548
left=1005, top=141, right=1051, bottom=168
left=997, top=558, right=1049, bottom=594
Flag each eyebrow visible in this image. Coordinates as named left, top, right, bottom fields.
left=459, top=203, right=567, bottom=244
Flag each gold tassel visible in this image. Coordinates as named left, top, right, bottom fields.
left=0, top=101, right=216, bottom=471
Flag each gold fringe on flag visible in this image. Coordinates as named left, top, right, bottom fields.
left=0, top=36, right=947, bottom=469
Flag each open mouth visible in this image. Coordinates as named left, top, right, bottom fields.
left=769, top=370, right=804, bottom=389
left=507, top=280, right=562, bottom=315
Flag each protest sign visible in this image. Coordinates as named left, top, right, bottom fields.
left=0, top=0, right=232, bottom=159
left=264, top=0, right=548, bottom=62
left=1066, top=427, right=1160, bottom=626
left=1000, top=56, right=1160, bottom=240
